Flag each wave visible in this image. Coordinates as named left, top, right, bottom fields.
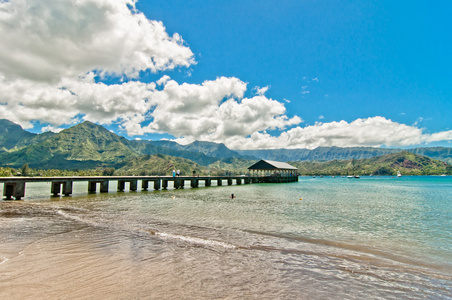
left=244, top=229, right=452, bottom=277
left=57, top=209, right=101, bottom=227
left=147, top=230, right=238, bottom=249
left=56, top=208, right=238, bottom=250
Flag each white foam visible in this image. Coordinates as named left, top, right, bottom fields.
left=57, top=210, right=99, bottom=227
left=154, top=232, right=237, bottom=249
left=0, top=256, right=8, bottom=265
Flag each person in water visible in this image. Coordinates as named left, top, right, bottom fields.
left=230, top=194, right=236, bottom=199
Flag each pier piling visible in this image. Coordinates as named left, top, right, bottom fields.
left=1, top=175, right=298, bottom=200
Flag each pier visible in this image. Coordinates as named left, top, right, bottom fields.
left=0, top=174, right=298, bottom=200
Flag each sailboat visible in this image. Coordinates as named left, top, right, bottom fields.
left=397, top=171, right=402, bottom=177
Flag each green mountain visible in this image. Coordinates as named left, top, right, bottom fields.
left=129, top=140, right=220, bottom=165
left=237, top=147, right=396, bottom=161
left=0, top=121, right=138, bottom=169
left=115, top=155, right=255, bottom=176
left=115, top=154, right=205, bottom=176
left=291, top=151, right=451, bottom=176
left=237, top=146, right=452, bottom=164
left=149, top=140, right=250, bottom=160
left=0, top=119, right=57, bottom=153
left=0, top=120, right=251, bottom=169
left=207, top=158, right=255, bottom=175
left=408, top=147, right=452, bottom=164
left=0, top=119, right=36, bottom=151
left=0, top=119, right=451, bottom=174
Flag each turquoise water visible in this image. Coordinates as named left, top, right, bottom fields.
left=0, top=176, right=451, bottom=299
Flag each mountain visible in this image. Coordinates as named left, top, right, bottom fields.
left=0, top=119, right=451, bottom=172
left=237, top=147, right=398, bottom=161
left=291, top=151, right=451, bottom=176
left=237, top=146, right=452, bottom=164
left=0, top=119, right=37, bottom=151
left=128, top=140, right=220, bottom=165
left=149, top=140, right=250, bottom=160
left=0, top=120, right=250, bottom=169
left=115, top=154, right=205, bottom=176
left=129, top=139, right=255, bottom=165
left=115, top=155, right=255, bottom=176
left=0, top=121, right=138, bottom=169
left=408, top=147, right=452, bottom=164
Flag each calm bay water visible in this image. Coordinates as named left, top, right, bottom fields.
left=0, top=176, right=451, bottom=299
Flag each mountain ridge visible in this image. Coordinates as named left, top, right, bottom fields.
left=291, top=151, right=451, bottom=176
left=237, top=146, right=452, bottom=164
left=0, top=119, right=451, bottom=171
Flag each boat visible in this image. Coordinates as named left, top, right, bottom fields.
left=397, top=171, right=402, bottom=177
left=347, top=175, right=354, bottom=179
left=354, top=175, right=360, bottom=179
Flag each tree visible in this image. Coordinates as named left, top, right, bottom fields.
left=0, top=167, right=13, bottom=177
left=102, top=167, right=115, bottom=176
left=21, top=163, right=30, bottom=176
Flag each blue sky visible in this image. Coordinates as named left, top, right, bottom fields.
left=0, top=0, right=451, bottom=149
left=139, top=0, right=451, bottom=132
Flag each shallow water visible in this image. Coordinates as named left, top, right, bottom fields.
left=0, top=176, right=451, bottom=299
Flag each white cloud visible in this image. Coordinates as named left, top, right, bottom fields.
left=254, top=85, right=270, bottom=96
left=0, top=73, right=157, bottom=128
left=1, top=0, right=451, bottom=152
left=222, top=117, right=452, bottom=150
left=41, top=125, right=64, bottom=133
left=0, top=0, right=193, bottom=128
left=0, top=0, right=302, bottom=145
left=413, top=117, right=424, bottom=126
left=0, top=0, right=194, bottom=83
left=138, top=78, right=301, bottom=141
left=157, top=75, right=171, bottom=86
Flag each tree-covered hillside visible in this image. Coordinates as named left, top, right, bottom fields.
left=0, top=121, right=137, bottom=168
left=292, top=151, right=451, bottom=176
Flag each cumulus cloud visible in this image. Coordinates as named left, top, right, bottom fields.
left=0, top=72, right=157, bottom=128
left=0, top=0, right=301, bottom=145
left=0, top=0, right=451, bottom=151
left=0, top=0, right=193, bottom=127
left=134, top=77, right=301, bottom=142
left=0, top=0, right=194, bottom=83
left=41, top=125, right=64, bottom=133
left=222, top=117, right=452, bottom=150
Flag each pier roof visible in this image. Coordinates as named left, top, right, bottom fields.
left=248, top=160, right=297, bottom=171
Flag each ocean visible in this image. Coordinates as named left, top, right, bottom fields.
left=0, top=176, right=451, bottom=299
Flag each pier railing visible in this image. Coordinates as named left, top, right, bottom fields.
left=0, top=174, right=298, bottom=200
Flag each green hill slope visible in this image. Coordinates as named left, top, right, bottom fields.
left=115, top=154, right=204, bottom=176
left=129, top=140, right=220, bottom=166
left=292, top=151, right=451, bottom=176
left=0, top=119, right=36, bottom=151
left=238, top=146, right=452, bottom=163
left=115, top=155, right=255, bottom=176
left=0, top=121, right=138, bottom=169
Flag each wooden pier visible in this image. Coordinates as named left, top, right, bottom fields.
left=0, top=175, right=298, bottom=200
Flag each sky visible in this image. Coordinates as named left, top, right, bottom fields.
left=0, top=0, right=451, bottom=150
